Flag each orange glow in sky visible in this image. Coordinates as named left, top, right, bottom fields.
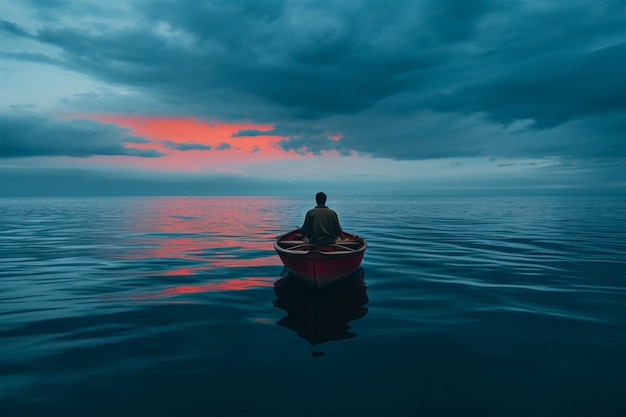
left=84, top=115, right=305, bottom=171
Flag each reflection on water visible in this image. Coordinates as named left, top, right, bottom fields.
left=120, top=196, right=286, bottom=276
left=273, top=268, right=369, bottom=346
left=124, top=277, right=277, bottom=299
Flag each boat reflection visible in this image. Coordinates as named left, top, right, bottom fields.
left=273, top=268, right=369, bottom=345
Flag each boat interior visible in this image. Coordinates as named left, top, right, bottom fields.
left=276, top=230, right=364, bottom=252
left=277, top=239, right=362, bottom=252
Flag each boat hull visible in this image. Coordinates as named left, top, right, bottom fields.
left=274, top=229, right=366, bottom=288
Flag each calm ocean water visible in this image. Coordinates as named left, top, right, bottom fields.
left=1, top=195, right=625, bottom=416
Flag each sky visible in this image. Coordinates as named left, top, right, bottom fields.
left=1, top=0, right=625, bottom=196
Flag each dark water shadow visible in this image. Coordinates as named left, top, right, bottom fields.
left=273, top=267, right=369, bottom=346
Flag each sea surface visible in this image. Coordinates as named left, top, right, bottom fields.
left=1, top=195, right=625, bottom=416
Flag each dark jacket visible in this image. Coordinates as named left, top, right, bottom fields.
left=301, top=205, right=342, bottom=245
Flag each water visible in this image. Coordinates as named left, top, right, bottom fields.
left=1, top=195, right=625, bottom=416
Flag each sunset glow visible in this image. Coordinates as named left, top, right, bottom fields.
left=84, top=115, right=305, bottom=172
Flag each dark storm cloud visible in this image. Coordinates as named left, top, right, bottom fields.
left=2, top=0, right=625, bottom=162
left=232, top=130, right=271, bottom=138
left=232, top=125, right=325, bottom=139
left=0, top=0, right=499, bottom=116
left=430, top=43, right=626, bottom=128
left=0, top=20, right=35, bottom=38
left=0, top=113, right=163, bottom=158
left=277, top=136, right=348, bottom=156
left=233, top=124, right=345, bottom=155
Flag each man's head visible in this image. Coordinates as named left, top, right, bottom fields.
left=315, top=192, right=327, bottom=205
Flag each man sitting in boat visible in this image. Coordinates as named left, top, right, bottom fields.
left=300, top=192, right=343, bottom=245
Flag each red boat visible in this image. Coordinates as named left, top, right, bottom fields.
left=274, top=229, right=366, bottom=288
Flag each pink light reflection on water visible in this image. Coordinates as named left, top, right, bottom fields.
left=130, top=277, right=277, bottom=299
left=115, top=196, right=288, bottom=298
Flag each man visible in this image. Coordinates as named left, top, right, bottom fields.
left=301, top=192, right=343, bottom=245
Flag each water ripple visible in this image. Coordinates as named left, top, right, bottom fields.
left=1, top=196, right=625, bottom=413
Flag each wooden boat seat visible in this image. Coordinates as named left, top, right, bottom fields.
left=279, top=240, right=361, bottom=250
left=279, top=240, right=306, bottom=245
left=333, top=240, right=361, bottom=248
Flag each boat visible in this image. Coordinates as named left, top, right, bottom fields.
left=274, top=228, right=366, bottom=288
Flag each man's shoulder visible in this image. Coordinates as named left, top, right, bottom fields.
left=305, top=207, right=319, bottom=217
left=313, top=206, right=335, bottom=213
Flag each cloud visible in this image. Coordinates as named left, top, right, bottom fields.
left=10, top=104, right=37, bottom=109
left=162, top=141, right=212, bottom=151
left=233, top=124, right=344, bottom=155
left=0, top=113, right=164, bottom=158
left=277, top=135, right=345, bottom=156
left=0, top=51, right=59, bottom=65
left=0, top=1, right=499, bottom=119
left=430, top=43, right=626, bottom=128
left=1, top=0, right=625, bottom=167
left=0, top=19, right=34, bottom=38
left=215, top=142, right=231, bottom=151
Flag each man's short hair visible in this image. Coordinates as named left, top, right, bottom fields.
left=316, top=192, right=327, bottom=205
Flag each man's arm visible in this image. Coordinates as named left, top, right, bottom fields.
left=332, top=211, right=342, bottom=238
left=301, top=211, right=312, bottom=237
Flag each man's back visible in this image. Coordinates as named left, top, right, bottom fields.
left=301, top=205, right=342, bottom=245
